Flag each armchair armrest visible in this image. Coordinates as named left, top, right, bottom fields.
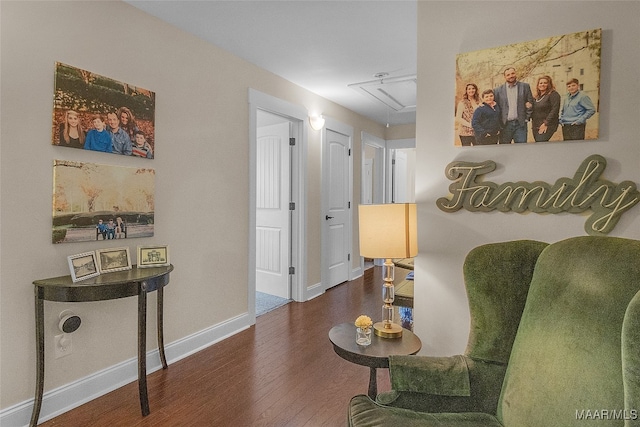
left=389, top=354, right=471, bottom=396
left=377, top=355, right=507, bottom=415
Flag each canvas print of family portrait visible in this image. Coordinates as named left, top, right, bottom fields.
left=52, top=160, right=155, bottom=244
left=52, top=62, right=156, bottom=158
left=454, top=29, right=601, bottom=146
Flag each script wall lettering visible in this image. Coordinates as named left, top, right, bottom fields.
left=436, top=155, right=639, bottom=235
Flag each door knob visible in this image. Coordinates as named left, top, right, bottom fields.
left=325, top=215, right=334, bottom=220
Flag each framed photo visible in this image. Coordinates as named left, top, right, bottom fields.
left=52, top=62, right=156, bottom=159
left=96, top=247, right=132, bottom=273
left=67, top=251, right=100, bottom=282
left=52, top=160, right=155, bottom=244
left=454, top=28, right=601, bottom=146
left=137, top=245, right=170, bottom=268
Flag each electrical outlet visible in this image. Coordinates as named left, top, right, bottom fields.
left=54, top=333, right=72, bottom=358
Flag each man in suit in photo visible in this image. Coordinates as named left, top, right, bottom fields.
left=493, top=67, right=534, bottom=144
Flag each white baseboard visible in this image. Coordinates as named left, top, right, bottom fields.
left=305, top=281, right=324, bottom=300
left=0, top=313, right=252, bottom=427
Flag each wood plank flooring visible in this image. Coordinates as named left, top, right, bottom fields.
left=39, top=267, right=391, bottom=426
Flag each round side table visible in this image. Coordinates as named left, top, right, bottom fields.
left=329, top=322, right=421, bottom=399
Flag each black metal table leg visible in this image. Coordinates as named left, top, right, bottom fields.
left=138, top=281, right=150, bottom=416
left=157, top=287, right=168, bottom=369
left=30, top=292, right=45, bottom=427
left=368, top=367, right=378, bottom=399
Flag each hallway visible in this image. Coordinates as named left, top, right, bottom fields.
left=39, top=268, right=390, bottom=426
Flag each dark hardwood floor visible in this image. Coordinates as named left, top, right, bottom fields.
left=39, top=267, right=390, bottom=426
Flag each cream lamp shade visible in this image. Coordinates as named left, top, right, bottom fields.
left=358, top=203, right=418, bottom=259
left=358, top=202, right=418, bottom=338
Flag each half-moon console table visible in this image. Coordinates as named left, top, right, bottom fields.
left=30, top=264, right=174, bottom=427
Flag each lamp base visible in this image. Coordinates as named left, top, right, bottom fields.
left=373, top=321, right=403, bottom=339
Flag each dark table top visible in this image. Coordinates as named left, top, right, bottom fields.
left=33, top=264, right=174, bottom=302
left=328, top=322, right=421, bottom=368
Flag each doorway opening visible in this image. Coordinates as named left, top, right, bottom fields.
left=249, top=89, right=308, bottom=323
left=255, top=110, right=293, bottom=315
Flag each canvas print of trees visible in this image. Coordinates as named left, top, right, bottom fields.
left=52, top=160, right=155, bottom=244
left=52, top=62, right=156, bottom=159
left=454, top=29, right=601, bottom=146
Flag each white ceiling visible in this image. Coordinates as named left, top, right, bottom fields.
left=125, top=0, right=417, bottom=126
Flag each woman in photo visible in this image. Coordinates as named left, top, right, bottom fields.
left=115, top=217, right=126, bottom=239
left=57, top=110, right=85, bottom=148
left=531, top=75, right=561, bottom=142
left=118, top=106, right=139, bottom=143
left=455, top=83, right=481, bottom=146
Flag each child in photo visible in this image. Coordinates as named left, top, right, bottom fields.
left=472, top=89, right=502, bottom=145
left=96, top=219, right=107, bottom=240
left=131, top=130, right=153, bottom=159
left=106, top=219, right=116, bottom=239
left=57, top=110, right=85, bottom=148
left=84, top=114, right=112, bottom=152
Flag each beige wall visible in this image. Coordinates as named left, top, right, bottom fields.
left=385, top=123, right=416, bottom=141
left=0, top=0, right=385, bottom=416
left=414, top=1, right=640, bottom=355
left=5, top=0, right=638, bottom=421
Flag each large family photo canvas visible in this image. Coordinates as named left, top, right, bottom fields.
left=454, top=29, right=601, bottom=146
left=52, top=62, right=156, bottom=158
left=52, top=160, right=155, bottom=243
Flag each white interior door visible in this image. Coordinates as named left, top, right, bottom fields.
left=362, top=133, right=385, bottom=204
left=392, top=148, right=415, bottom=203
left=323, top=128, right=351, bottom=289
left=256, top=116, right=290, bottom=299
left=364, top=159, right=373, bottom=204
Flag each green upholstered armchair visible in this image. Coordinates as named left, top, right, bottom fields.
left=348, top=236, right=640, bottom=427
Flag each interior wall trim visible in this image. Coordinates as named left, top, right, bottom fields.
left=248, top=88, right=309, bottom=304
left=1, top=313, right=252, bottom=427
left=305, top=281, right=324, bottom=301
left=351, top=266, right=364, bottom=281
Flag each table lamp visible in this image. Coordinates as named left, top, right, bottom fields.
left=358, top=203, right=417, bottom=338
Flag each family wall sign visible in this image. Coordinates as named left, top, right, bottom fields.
left=436, top=155, right=639, bottom=236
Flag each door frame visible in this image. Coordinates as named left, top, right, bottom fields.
left=360, top=132, right=386, bottom=271
left=249, top=89, right=308, bottom=322
left=320, top=117, right=354, bottom=292
left=386, top=138, right=416, bottom=203
left=362, top=132, right=386, bottom=204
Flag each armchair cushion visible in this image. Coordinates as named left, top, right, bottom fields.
left=389, top=354, right=470, bottom=396
left=349, top=395, right=503, bottom=427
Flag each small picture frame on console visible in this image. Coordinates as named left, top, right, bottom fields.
left=137, top=245, right=170, bottom=268
left=67, top=251, right=100, bottom=282
left=96, top=247, right=132, bottom=273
